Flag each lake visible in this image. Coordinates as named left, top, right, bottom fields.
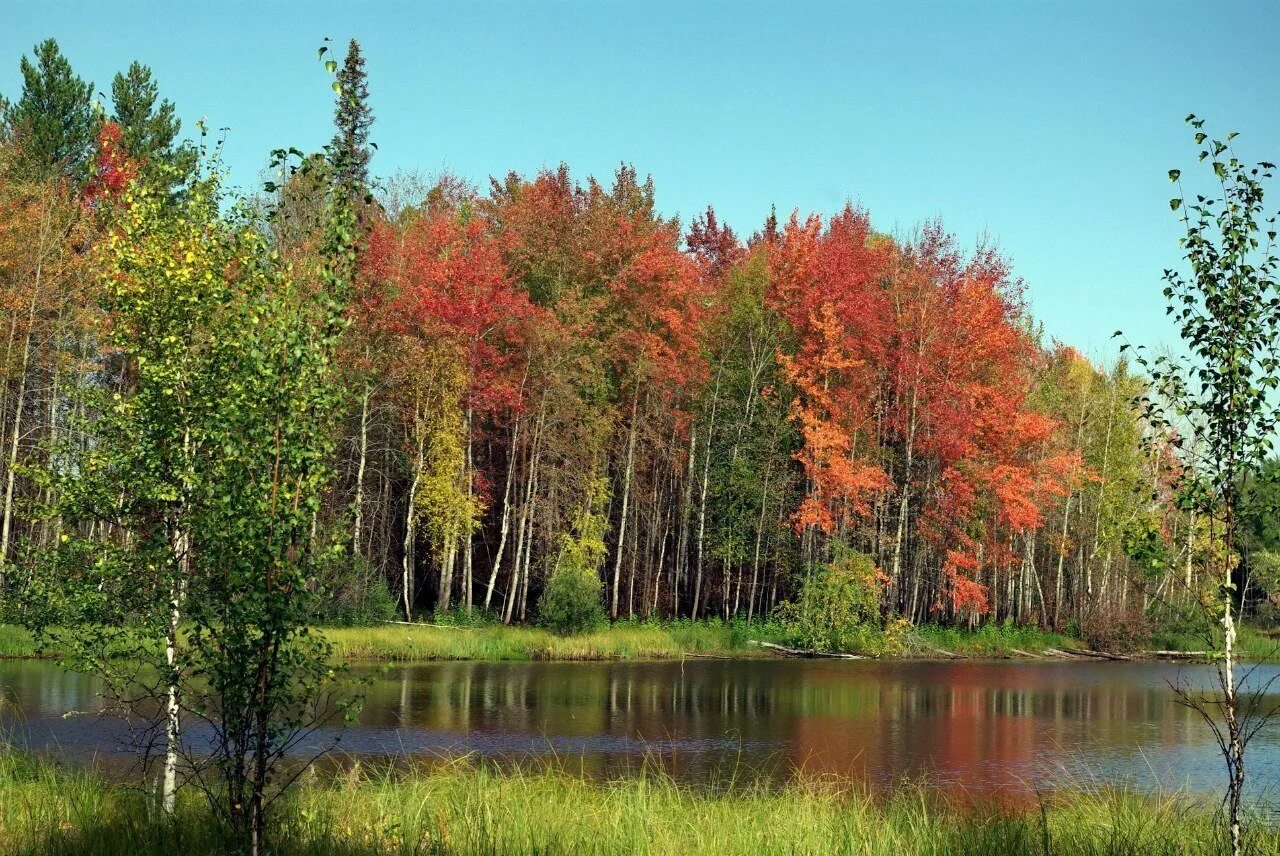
left=2, top=658, right=1278, bottom=799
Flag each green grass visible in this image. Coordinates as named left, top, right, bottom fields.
left=0, top=625, right=40, bottom=659
left=2, top=618, right=1275, bottom=664
left=1149, top=623, right=1280, bottom=661
left=320, top=618, right=778, bottom=662
left=0, top=752, right=1273, bottom=855
left=910, top=621, right=1080, bottom=658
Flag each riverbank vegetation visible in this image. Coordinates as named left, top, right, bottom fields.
left=0, top=752, right=1274, bottom=856
left=5, top=617, right=1274, bottom=664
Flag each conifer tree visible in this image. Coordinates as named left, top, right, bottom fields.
left=331, top=38, right=373, bottom=197
left=2, top=39, right=96, bottom=181
left=110, top=60, right=193, bottom=180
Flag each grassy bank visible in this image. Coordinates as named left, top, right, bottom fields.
left=322, top=619, right=1093, bottom=662
left=1149, top=623, right=1280, bottom=661
left=909, top=622, right=1080, bottom=658
left=3, top=619, right=1275, bottom=664
left=0, top=752, right=1272, bottom=856
left=320, top=620, right=776, bottom=662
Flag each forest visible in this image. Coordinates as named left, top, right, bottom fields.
left=1, top=29, right=1279, bottom=856
left=1, top=38, right=1266, bottom=648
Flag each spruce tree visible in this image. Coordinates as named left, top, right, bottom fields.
left=2, top=39, right=96, bottom=181
left=331, top=38, right=373, bottom=197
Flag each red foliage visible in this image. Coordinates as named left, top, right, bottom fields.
left=769, top=207, right=896, bottom=533
left=83, top=122, right=136, bottom=206
left=770, top=212, right=1075, bottom=617
left=362, top=210, right=540, bottom=416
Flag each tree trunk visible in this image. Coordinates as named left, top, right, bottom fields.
left=0, top=321, right=34, bottom=578
left=463, top=406, right=474, bottom=611
left=694, top=374, right=722, bottom=619
left=610, top=390, right=640, bottom=620
left=162, top=531, right=185, bottom=815
left=673, top=428, right=696, bottom=616
left=484, top=414, right=521, bottom=611
left=401, top=422, right=424, bottom=621
left=352, top=385, right=371, bottom=559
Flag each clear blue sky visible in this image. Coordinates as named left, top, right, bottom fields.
left=4, top=1, right=1278, bottom=357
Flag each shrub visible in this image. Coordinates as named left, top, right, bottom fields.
left=537, top=479, right=608, bottom=635
left=776, top=549, right=882, bottom=653
left=1246, top=549, right=1280, bottom=625
left=1080, top=607, right=1150, bottom=652
left=314, top=556, right=399, bottom=626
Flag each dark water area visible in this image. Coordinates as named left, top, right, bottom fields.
left=2, top=658, right=1278, bottom=801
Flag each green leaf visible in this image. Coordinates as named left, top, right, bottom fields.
left=1168, top=169, right=1181, bottom=182
left=1170, top=198, right=1182, bottom=212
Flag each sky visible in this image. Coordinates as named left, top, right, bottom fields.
left=4, top=0, right=1278, bottom=359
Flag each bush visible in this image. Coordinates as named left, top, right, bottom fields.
left=1247, top=549, right=1280, bottom=625
left=1080, top=607, right=1150, bottom=652
left=314, top=556, right=399, bottom=626
left=537, top=561, right=606, bottom=635
left=776, top=549, right=882, bottom=653
left=537, top=479, right=608, bottom=635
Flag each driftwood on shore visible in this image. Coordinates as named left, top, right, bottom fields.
left=1145, top=649, right=1210, bottom=660
left=380, top=620, right=476, bottom=631
left=748, top=640, right=867, bottom=659
left=914, top=640, right=967, bottom=659
left=1044, top=646, right=1132, bottom=661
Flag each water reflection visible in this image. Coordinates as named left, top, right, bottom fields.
left=1, top=658, right=1277, bottom=797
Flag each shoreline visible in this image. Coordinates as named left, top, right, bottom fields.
left=3, top=621, right=1272, bottom=665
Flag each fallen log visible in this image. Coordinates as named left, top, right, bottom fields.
left=380, top=620, right=475, bottom=631
left=1044, top=647, right=1086, bottom=659
left=1051, top=646, right=1131, bottom=661
left=1145, top=650, right=1210, bottom=660
left=748, top=640, right=867, bottom=660
left=914, top=640, right=967, bottom=659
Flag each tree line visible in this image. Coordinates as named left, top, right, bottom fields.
left=0, top=38, right=1256, bottom=646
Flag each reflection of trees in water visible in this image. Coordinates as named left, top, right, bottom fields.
left=5, top=660, right=1277, bottom=792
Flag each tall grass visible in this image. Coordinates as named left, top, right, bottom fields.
left=320, top=618, right=776, bottom=662
left=0, top=618, right=1274, bottom=664
left=0, top=752, right=1273, bottom=855
left=912, top=621, right=1079, bottom=658
left=0, top=625, right=39, bottom=659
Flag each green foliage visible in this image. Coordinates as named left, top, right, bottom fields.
left=17, top=48, right=367, bottom=851
left=1245, top=549, right=1280, bottom=624
left=1, top=39, right=96, bottom=181
left=313, top=556, right=398, bottom=626
left=537, top=479, right=608, bottom=634
left=1129, top=118, right=1280, bottom=532
left=704, top=251, right=800, bottom=580
left=1123, top=116, right=1280, bottom=854
left=330, top=38, right=373, bottom=198
left=1120, top=512, right=1170, bottom=577
left=109, top=61, right=194, bottom=188
left=776, top=549, right=882, bottom=653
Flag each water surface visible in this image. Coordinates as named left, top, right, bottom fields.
left=2, top=658, right=1277, bottom=799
